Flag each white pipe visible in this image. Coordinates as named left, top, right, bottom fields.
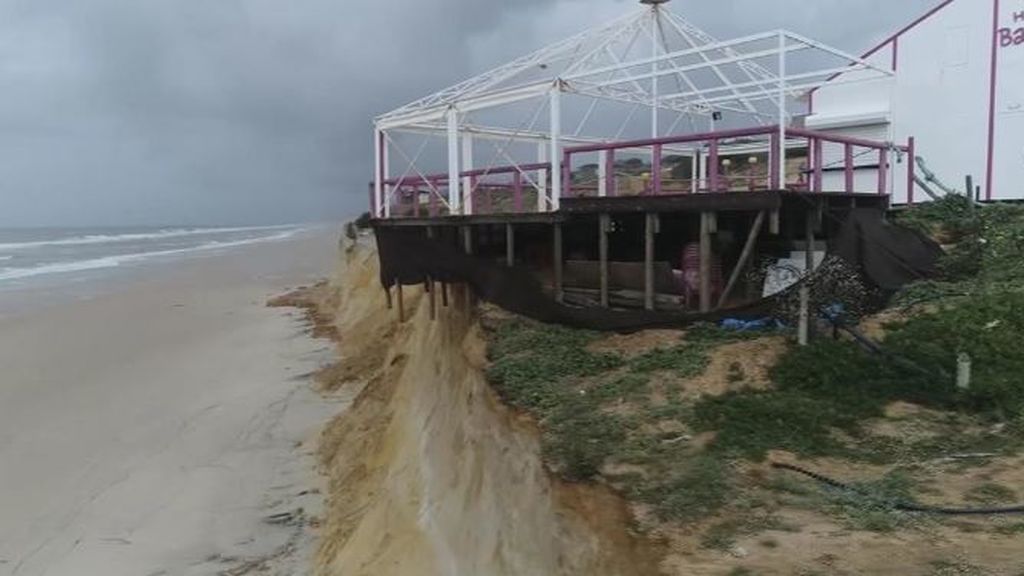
left=650, top=5, right=659, bottom=139
left=447, top=107, right=461, bottom=213
left=462, top=134, right=474, bottom=215
left=374, top=127, right=385, bottom=218
left=778, top=31, right=787, bottom=189
left=550, top=86, right=562, bottom=212
left=537, top=142, right=549, bottom=212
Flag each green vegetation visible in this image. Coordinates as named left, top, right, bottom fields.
left=482, top=201, right=1024, bottom=554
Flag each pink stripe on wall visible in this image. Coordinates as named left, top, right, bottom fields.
left=986, top=0, right=1000, bottom=201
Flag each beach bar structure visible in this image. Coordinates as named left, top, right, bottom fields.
left=368, top=0, right=917, bottom=317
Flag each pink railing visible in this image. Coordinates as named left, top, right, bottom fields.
left=562, top=125, right=914, bottom=200
left=371, top=125, right=915, bottom=218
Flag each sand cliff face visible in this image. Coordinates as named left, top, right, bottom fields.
left=311, top=235, right=659, bottom=576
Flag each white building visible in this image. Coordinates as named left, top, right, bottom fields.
left=808, top=0, right=1024, bottom=203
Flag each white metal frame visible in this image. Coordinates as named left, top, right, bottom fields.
left=372, top=0, right=894, bottom=218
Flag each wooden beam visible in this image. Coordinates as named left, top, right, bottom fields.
left=553, top=223, right=564, bottom=303
left=426, top=277, right=436, bottom=320
left=599, top=214, right=610, bottom=308
left=798, top=207, right=815, bottom=346
left=644, top=213, right=656, bottom=311
left=396, top=281, right=405, bottom=322
left=699, top=212, right=713, bottom=313
left=716, top=211, right=765, bottom=310
left=506, top=223, right=515, bottom=267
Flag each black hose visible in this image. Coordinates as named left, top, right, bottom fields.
left=771, top=462, right=1024, bottom=516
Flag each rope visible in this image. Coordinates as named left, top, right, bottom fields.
left=771, top=462, right=1024, bottom=516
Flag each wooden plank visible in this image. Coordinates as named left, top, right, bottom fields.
left=716, top=211, right=765, bottom=310
left=560, top=191, right=782, bottom=215
left=699, top=212, right=713, bottom=313
left=553, top=223, right=564, bottom=304
left=599, top=214, right=610, bottom=308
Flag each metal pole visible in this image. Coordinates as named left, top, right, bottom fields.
left=462, top=134, right=474, bottom=215
left=650, top=4, right=659, bottom=139
left=374, top=128, right=386, bottom=218
left=447, top=107, right=461, bottom=213
left=537, top=142, right=548, bottom=212
left=550, top=86, right=562, bottom=212
left=778, top=31, right=788, bottom=190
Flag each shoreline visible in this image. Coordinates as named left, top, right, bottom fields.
left=0, top=228, right=342, bottom=575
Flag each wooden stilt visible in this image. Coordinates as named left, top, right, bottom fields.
left=644, top=213, right=656, bottom=311
left=463, top=226, right=473, bottom=255
left=599, top=214, right=610, bottom=308
left=506, top=223, right=515, bottom=267
left=716, top=211, right=766, bottom=310
left=396, top=281, right=405, bottom=323
left=798, top=207, right=815, bottom=346
left=699, top=212, right=713, bottom=313
left=384, top=283, right=393, bottom=310
left=441, top=282, right=449, bottom=307
left=553, top=223, right=564, bottom=304
left=426, top=277, right=436, bottom=320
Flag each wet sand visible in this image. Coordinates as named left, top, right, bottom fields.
left=0, top=226, right=343, bottom=576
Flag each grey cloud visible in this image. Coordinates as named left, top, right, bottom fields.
left=0, top=0, right=938, bottom=226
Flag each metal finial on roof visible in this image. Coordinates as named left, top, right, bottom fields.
left=639, top=0, right=672, bottom=5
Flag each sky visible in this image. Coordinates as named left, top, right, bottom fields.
left=0, top=0, right=940, bottom=227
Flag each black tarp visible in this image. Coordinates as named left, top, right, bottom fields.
left=374, top=209, right=942, bottom=332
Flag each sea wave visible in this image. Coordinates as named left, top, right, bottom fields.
left=0, top=225, right=295, bottom=252
left=0, top=229, right=299, bottom=283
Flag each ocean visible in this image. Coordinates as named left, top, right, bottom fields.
left=0, top=225, right=305, bottom=290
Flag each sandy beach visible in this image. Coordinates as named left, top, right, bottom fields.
left=0, top=226, right=342, bottom=576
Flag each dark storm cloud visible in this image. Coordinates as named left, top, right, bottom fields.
left=0, top=0, right=938, bottom=226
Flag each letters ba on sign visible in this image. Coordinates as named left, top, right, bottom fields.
left=1000, top=10, right=1024, bottom=48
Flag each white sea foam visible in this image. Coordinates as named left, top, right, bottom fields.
left=0, top=229, right=299, bottom=283
left=0, top=225, right=294, bottom=252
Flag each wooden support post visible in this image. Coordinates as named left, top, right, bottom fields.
left=599, top=214, right=610, bottom=308
left=384, top=283, right=393, bottom=310
left=798, top=207, right=815, bottom=346
left=396, top=281, right=405, bottom=323
left=717, top=211, right=766, bottom=310
left=426, top=277, right=436, bottom=320
left=506, top=223, right=515, bottom=267
left=769, top=209, right=780, bottom=235
left=644, top=213, right=657, bottom=311
left=699, top=212, right=713, bottom=313
left=462, top=226, right=473, bottom=255
left=441, top=282, right=449, bottom=307
left=553, top=223, right=564, bottom=304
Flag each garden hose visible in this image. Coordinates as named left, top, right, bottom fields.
left=771, top=462, right=1024, bottom=516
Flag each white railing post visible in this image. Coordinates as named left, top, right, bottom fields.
left=537, top=141, right=549, bottom=212
left=374, top=127, right=384, bottom=218
left=462, top=134, right=474, bottom=215
left=447, top=107, right=461, bottom=213
left=550, top=85, right=562, bottom=212
left=777, top=31, right=788, bottom=189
